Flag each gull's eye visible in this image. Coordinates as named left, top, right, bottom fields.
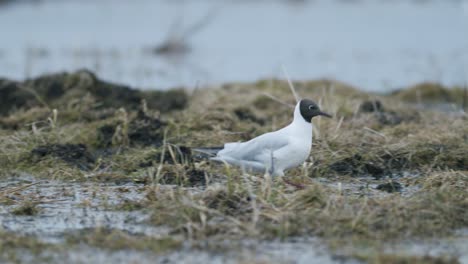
left=308, top=105, right=317, bottom=110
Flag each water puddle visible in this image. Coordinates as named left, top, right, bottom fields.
left=0, top=174, right=345, bottom=263
left=0, top=175, right=165, bottom=243
left=1, top=172, right=465, bottom=263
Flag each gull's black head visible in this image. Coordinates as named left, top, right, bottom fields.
left=299, top=99, right=332, bottom=123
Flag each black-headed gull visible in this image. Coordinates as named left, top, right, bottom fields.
left=195, top=99, right=331, bottom=176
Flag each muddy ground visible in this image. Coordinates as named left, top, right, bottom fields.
left=0, top=70, right=467, bottom=264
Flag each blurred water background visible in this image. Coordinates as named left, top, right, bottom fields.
left=0, top=0, right=467, bottom=91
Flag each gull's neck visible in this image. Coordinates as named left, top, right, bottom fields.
left=287, top=102, right=313, bottom=138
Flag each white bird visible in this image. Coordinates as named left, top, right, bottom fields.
left=195, top=99, right=331, bottom=177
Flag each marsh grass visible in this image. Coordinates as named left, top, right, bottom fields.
left=65, top=228, right=181, bottom=253
left=0, top=71, right=467, bottom=261
left=11, top=200, right=40, bottom=216
left=144, top=170, right=467, bottom=241
left=0, top=230, right=53, bottom=262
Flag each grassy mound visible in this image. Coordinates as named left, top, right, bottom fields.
left=0, top=70, right=467, bottom=262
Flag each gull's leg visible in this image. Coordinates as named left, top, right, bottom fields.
left=268, top=150, right=275, bottom=176
left=266, top=149, right=305, bottom=189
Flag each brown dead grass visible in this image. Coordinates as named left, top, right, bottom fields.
left=0, top=72, right=467, bottom=261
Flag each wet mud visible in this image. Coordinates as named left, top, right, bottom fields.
left=31, top=144, right=95, bottom=171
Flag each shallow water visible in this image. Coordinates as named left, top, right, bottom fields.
left=1, top=173, right=467, bottom=263
left=0, top=175, right=343, bottom=263
left=0, top=176, right=164, bottom=243
left=0, top=0, right=467, bottom=91
left=28, top=240, right=346, bottom=264
left=388, top=235, right=468, bottom=264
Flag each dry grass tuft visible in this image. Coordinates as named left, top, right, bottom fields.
left=11, top=200, right=40, bottom=216
left=65, top=228, right=181, bottom=253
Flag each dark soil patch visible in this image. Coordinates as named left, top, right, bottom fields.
left=128, top=110, right=166, bottom=146
left=376, top=181, right=402, bottom=193
left=0, top=79, right=36, bottom=116
left=97, top=124, right=117, bottom=147
left=0, top=69, right=188, bottom=117
left=359, top=100, right=384, bottom=113
left=357, top=100, right=420, bottom=126
left=11, top=201, right=40, bottom=216
left=329, top=154, right=385, bottom=179
left=160, top=168, right=206, bottom=187
left=233, top=107, right=265, bottom=125
left=375, top=111, right=405, bottom=126
left=97, top=110, right=166, bottom=147
left=31, top=143, right=95, bottom=170
left=380, top=154, right=409, bottom=171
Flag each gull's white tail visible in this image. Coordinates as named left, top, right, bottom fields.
left=192, top=147, right=223, bottom=157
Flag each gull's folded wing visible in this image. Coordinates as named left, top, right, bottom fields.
left=217, top=131, right=289, bottom=162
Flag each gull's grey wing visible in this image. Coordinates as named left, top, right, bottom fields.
left=216, top=131, right=289, bottom=162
